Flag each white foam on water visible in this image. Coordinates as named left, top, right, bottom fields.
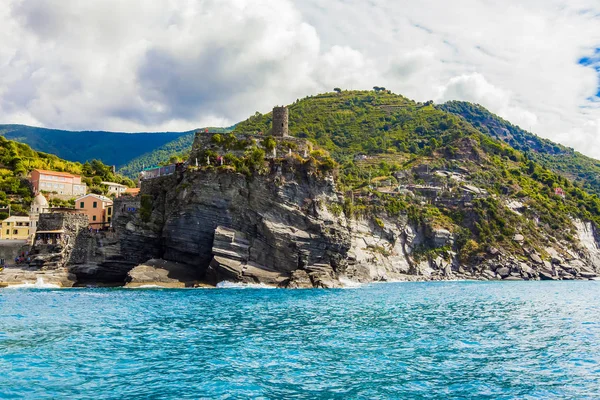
left=338, top=277, right=364, bottom=289
left=216, top=281, right=277, bottom=289
left=6, top=277, right=61, bottom=289
left=125, top=285, right=165, bottom=289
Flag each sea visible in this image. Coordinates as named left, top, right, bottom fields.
left=1, top=281, right=599, bottom=399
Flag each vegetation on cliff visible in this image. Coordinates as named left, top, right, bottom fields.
left=232, top=90, right=600, bottom=263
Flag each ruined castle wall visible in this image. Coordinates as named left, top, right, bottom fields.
left=272, top=106, right=289, bottom=137
left=189, top=132, right=312, bottom=165
left=38, top=213, right=89, bottom=233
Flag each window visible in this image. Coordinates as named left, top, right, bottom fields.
left=5, top=229, right=8, bottom=235
left=80, top=202, right=85, bottom=208
left=108, top=217, right=112, bottom=223
left=107, top=208, right=112, bottom=216
left=6, top=222, right=10, bottom=226
left=92, top=215, right=97, bottom=221
left=13, top=229, right=18, bottom=234
left=93, top=201, right=97, bottom=208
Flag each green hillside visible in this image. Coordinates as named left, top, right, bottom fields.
left=0, top=124, right=195, bottom=171
left=0, top=135, right=134, bottom=219
left=439, top=101, right=600, bottom=196
left=233, top=90, right=600, bottom=260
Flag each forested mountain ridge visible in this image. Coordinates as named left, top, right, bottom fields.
left=0, top=124, right=194, bottom=173
left=439, top=101, right=600, bottom=196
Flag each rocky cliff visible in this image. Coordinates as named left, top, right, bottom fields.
left=113, top=147, right=600, bottom=287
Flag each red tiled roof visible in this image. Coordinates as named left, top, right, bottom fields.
left=33, top=169, right=79, bottom=178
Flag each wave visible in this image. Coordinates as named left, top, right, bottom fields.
left=6, top=277, right=61, bottom=289
left=338, top=277, right=364, bottom=289
left=124, top=285, right=166, bottom=289
left=216, top=281, right=277, bottom=289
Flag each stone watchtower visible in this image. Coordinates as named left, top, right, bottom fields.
left=272, top=106, right=289, bottom=137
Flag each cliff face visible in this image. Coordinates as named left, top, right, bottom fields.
left=113, top=156, right=600, bottom=287
left=120, top=159, right=354, bottom=287
left=102, top=123, right=600, bottom=287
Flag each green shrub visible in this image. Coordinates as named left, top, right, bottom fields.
left=140, top=194, right=153, bottom=222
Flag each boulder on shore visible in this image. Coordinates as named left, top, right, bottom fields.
left=0, top=266, right=76, bottom=288
left=125, top=259, right=204, bottom=288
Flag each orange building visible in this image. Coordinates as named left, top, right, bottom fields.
left=75, top=194, right=113, bottom=228
left=30, top=169, right=87, bottom=196
left=125, top=188, right=140, bottom=196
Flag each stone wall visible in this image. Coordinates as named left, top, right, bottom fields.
left=113, top=196, right=141, bottom=222
left=37, top=212, right=89, bottom=232
left=33, top=212, right=91, bottom=267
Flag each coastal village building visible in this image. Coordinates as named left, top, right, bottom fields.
left=140, top=165, right=177, bottom=180
left=30, top=169, right=87, bottom=197
left=0, top=216, right=30, bottom=240
left=29, top=193, right=50, bottom=235
left=124, top=188, right=140, bottom=196
left=101, top=182, right=128, bottom=198
left=75, top=194, right=113, bottom=228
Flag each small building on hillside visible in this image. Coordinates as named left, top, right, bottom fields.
left=30, top=169, right=87, bottom=197
left=75, top=194, right=113, bottom=228
left=101, top=182, right=128, bottom=198
left=29, top=193, right=50, bottom=235
left=1, top=216, right=31, bottom=240
left=140, top=165, right=177, bottom=180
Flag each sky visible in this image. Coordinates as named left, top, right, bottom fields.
left=1, top=0, right=600, bottom=157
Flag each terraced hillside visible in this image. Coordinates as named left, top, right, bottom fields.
left=233, top=90, right=600, bottom=263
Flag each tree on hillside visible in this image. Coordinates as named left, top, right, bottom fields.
left=334, top=88, right=342, bottom=93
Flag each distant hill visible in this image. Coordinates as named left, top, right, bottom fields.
left=438, top=101, right=600, bottom=196
left=117, top=127, right=233, bottom=178
left=0, top=124, right=195, bottom=175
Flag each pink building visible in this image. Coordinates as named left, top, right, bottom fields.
left=30, top=169, right=87, bottom=196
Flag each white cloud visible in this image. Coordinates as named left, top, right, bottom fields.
left=1, top=0, right=600, bottom=158
left=437, top=73, right=539, bottom=129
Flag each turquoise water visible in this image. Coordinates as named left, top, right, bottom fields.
left=1, top=282, right=600, bottom=399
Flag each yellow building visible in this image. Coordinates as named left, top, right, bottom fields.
left=1, top=216, right=31, bottom=240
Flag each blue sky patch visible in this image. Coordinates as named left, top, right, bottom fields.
left=579, top=48, right=600, bottom=70
left=579, top=48, right=600, bottom=99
